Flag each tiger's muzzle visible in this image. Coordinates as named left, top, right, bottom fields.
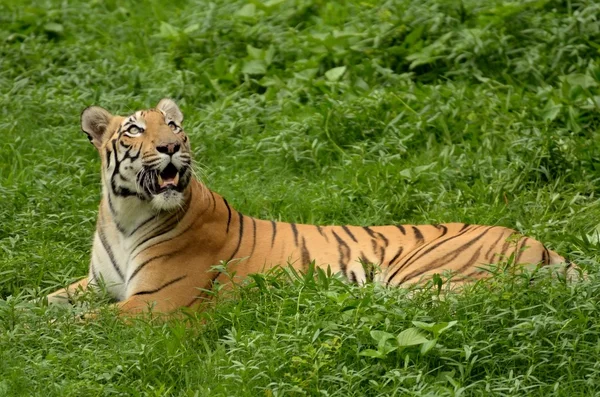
left=138, top=160, right=190, bottom=198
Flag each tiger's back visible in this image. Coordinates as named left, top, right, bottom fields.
left=186, top=193, right=571, bottom=290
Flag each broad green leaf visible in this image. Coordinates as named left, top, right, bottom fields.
left=294, top=68, right=318, bottom=81
left=157, top=22, right=179, bottom=40
left=412, top=321, right=435, bottom=332
left=264, top=45, right=275, bottom=66
left=235, top=4, right=256, bottom=18
left=44, top=23, right=64, bottom=34
left=432, top=321, right=458, bottom=337
left=420, top=339, right=437, bottom=355
left=370, top=330, right=396, bottom=346
left=183, top=23, right=200, bottom=34
left=242, top=60, right=267, bottom=75
left=396, top=328, right=429, bottom=347
left=325, top=66, right=346, bottom=82
left=263, top=0, right=285, bottom=9
left=247, top=45, right=264, bottom=60
left=214, top=55, right=228, bottom=76
left=359, top=349, right=385, bottom=358
left=541, top=99, right=562, bottom=122
left=561, top=73, right=597, bottom=89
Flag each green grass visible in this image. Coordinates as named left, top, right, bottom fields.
left=1, top=0, right=600, bottom=395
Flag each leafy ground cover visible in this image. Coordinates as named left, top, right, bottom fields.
left=1, top=0, right=600, bottom=395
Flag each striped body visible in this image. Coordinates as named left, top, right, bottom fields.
left=46, top=100, right=572, bottom=314
left=86, top=180, right=568, bottom=312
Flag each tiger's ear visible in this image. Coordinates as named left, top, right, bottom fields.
left=156, top=98, right=183, bottom=124
left=81, top=106, right=113, bottom=150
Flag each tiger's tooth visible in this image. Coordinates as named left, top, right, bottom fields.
left=157, top=175, right=164, bottom=186
left=174, top=173, right=180, bottom=186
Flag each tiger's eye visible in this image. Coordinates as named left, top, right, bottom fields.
left=126, top=125, right=143, bottom=136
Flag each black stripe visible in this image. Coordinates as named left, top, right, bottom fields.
left=97, top=229, right=124, bottom=281
left=386, top=226, right=484, bottom=285
left=133, top=275, right=187, bottom=296
left=459, top=223, right=471, bottom=232
left=317, top=225, right=329, bottom=242
left=131, top=215, right=198, bottom=261
left=369, top=240, right=382, bottom=264
left=363, top=226, right=376, bottom=239
left=388, top=246, right=404, bottom=266
left=130, top=212, right=180, bottom=254
left=143, top=158, right=162, bottom=168
left=128, top=215, right=156, bottom=237
left=107, top=192, right=117, bottom=217
left=514, top=237, right=529, bottom=264
left=360, top=252, right=369, bottom=267
left=412, top=226, right=424, bottom=244
left=109, top=139, right=139, bottom=198
left=301, top=236, right=310, bottom=269
left=185, top=271, right=222, bottom=307
left=484, top=229, right=506, bottom=261
left=349, top=271, right=358, bottom=284
left=395, top=229, right=492, bottom=285
left=249, top=217, right=257, bottom=258
left=342, top=225, right=358, bottom=243
left=129, top=197, right=196, bottom=261
left=210, top=191, right=217, bottom=212
left=223, top=198, right=232, bottom=233
left=227, top=212, right=245, bottom=261
left=331, top=231, right=350, bottom=277
left=396, top=225, right=406, bottom=235
left=543, top=246, right=551, bottom=266
left=105, top=194, right=126, bottom=234
left=271, top=220, right=277, bottom=248
left=565, top=259, right=573, bottom=269
left=291, top=223, right=299, bottom=246
left=363, top=226, right=389, bottom=246
left=541, top=247, right=549, bottom=266
left=90, top=261, right=100, bottom=285
left=452, top=246, right=485, bottom=275
left=128, top=253, right=170, bottom=283
left=361, top=254, right=375, bottom=283
left=371, top=239, right=385, bottom=264
left=499, top=232, right=518, bottom=260
left=105, top=148, right=112, bottom=169
left=437, top=225, right=448, bottom=238
left=432, top=246, right=484, bottom=283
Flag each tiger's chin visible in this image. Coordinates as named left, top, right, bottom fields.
left=150, top=188, right=186, bottom=212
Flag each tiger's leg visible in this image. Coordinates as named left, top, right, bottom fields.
left=46, top=277, right=90, bottom=305
left=112, top=278, right=211, bottom=316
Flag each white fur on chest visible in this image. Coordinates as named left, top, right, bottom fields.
left=90, top=231, right=132, bottom=301
left=90, top=196, right=159, bottom=301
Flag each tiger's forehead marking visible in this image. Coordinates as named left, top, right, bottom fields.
left=121, top=111, right=147, bottom=130
left=121, top=109, right=165, bottom=128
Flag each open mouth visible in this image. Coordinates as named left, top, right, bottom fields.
left=156, top=163, right=180, bottom=192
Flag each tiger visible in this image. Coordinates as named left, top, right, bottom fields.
left=46, top=99, right=576, bottom=314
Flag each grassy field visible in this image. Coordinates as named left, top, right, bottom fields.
left=1, top=0, right=600, bottom=395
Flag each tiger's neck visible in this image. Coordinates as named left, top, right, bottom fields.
left=100, top=181, right=198, bottom=238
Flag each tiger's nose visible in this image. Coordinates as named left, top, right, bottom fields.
left=156, top=143, right=180, bottom=155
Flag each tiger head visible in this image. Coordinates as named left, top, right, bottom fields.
left=81, top=99, right=193, bottom=212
